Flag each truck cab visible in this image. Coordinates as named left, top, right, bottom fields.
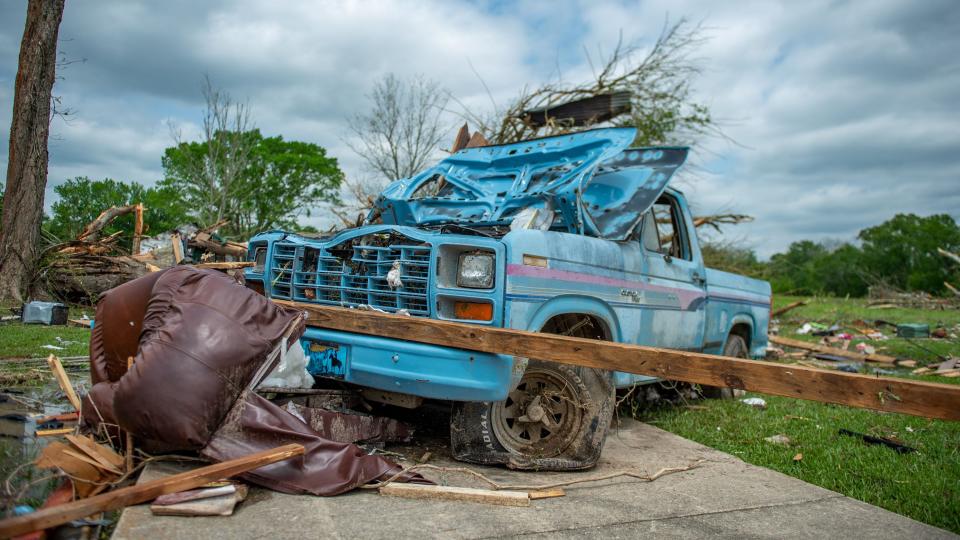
left=246, top=127, right=771, bottom=470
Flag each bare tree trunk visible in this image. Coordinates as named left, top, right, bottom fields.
left=0, top=0, right=66, bottom=302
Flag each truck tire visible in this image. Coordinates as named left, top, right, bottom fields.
left=451, top=315, right=615, bottom=471
left=701, top=333, right=749, bottom=399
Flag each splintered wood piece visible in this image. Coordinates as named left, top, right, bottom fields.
left=194, top=261, right=255, bottom=270
left=528, top=488, right=566, bottom=499
left=132, top=202, right=144, bottom=255
left=379, top=484, right=530, bottom=507
left=171, top=232, right=184, bottom=263
left=46, top=355, right=82, bottom=411
left=0, top=444, right=304, bottom=538
left=65, top=434, right=125, bottom=472
left=153, top=484, right=236, bottom=506
left=36, top=428, right=73, bottom=437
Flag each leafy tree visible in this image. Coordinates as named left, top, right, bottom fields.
left=858, top=213, right=960, bottom=293
left=766, top=240, right=829, bottom=295
left=161, top=129, right=343, bottom=238
left=45, top=177, right=188, bottom=251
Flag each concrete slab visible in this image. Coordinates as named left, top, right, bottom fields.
left=111, top=419, right=954, bottom=539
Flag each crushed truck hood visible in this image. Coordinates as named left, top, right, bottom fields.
left=372, top=127, right=688, bottom=240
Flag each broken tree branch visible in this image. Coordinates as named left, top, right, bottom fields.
left=771, top=300, right=807, bottom=318
left=76, top=205, right=137, bottom=243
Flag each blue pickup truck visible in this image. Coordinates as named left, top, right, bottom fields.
left=246, top=127, right=771, bottom=470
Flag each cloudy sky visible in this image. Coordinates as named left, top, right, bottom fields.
left=1, top=0, right=957, bottom=257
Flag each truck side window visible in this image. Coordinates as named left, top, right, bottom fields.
left=642, top=196, right=690, bottom=260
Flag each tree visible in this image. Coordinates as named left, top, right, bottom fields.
left=346, top=74, right=449, bottom=182
left=458, top=19, right=713, bottom=147
left=0, top=0, right=66, bottom=302
left=858, top=214, right=960, bottom=294
left=45, top=177, right=188, bottom=251
left=162, top=130, right=343, bottom=239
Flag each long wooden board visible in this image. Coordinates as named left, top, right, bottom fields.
left=275, top=301, right=960, bottom=421
left=0, top=444, right=304, bottom=538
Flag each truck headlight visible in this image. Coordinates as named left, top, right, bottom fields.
left=457, top=252, right=494, bottom=289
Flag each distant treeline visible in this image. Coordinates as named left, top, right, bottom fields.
left=702, top=213, right=960, bottom=297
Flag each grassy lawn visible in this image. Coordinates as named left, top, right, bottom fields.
left=0, top=303, right=91, bottom=360
left=640, top=295, right=960, bottom=533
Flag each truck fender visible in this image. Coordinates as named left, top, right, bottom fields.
left=523, top=295, right=622, bottom=341
left=506, top=295, right=622, bottom=389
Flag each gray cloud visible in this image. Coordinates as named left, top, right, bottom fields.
left=1, top=0, right=957, bottom=257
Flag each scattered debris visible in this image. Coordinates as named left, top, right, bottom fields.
left=0, top=444, right=305, bottom=538
left=764, top=434, right=792, bottom=446
left=20, top=301, right=68, bottom=325
left=792, top=453, right=803, bottom=462
left=768, top=335, right=898, bottom=364
left=838, top=429, right=916, bottom=454
left=897, top=324, right=930, bottom=338
left=740, top=397, right=767, bottom=409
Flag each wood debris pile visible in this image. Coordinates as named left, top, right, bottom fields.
left=39, top=205, right=250, bottom=303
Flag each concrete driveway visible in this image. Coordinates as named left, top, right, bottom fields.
left=112, top=419, right=954, bottom=539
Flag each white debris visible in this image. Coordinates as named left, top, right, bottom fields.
left=386, top=260, right=404, bottom=289
left=396, top=309, right=411, bottom=317
left=260, top=343, right=315, bottom=389
left=741, top=397, right=767, bottom=409
left=796, top=323, right=814, bottom=335
left=764, top=434, right=792, bottom=446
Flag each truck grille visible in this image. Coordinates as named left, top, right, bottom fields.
left=268, top=239, right=431, bottom=316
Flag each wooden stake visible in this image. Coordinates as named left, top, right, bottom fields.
left=125, top=356, right=134, bottom=473
left=379, top=483, right=530, bottom=507
left=46, top=355, right=81, bottom=411
left=131, top=202, right=144, bottom=255
left=171, top=232, right=184, bottom=263
left=276, top=301, right=960, bottom=421
left=0, top=444, right=304, bottom=538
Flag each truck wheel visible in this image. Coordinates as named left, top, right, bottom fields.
left=701, top=334, right=749, bottom=399
left=451, top=316, right=615, bottom=471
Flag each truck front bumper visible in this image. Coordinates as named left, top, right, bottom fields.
left=300, top=327, right=515, bottom=402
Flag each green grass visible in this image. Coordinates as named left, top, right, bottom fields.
left=641, top=295, right=960, bottom=533
left=0, top=303, right=91, bottom=360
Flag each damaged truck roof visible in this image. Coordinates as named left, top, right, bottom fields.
left=372, top=127, right=689, bottom=241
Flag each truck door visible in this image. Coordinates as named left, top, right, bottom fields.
left=639, top=194, right=707, bottom=350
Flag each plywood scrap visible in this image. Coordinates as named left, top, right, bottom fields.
left=150, top=484, right=248, bottom=517
left=46, top=355, right=81, bottom=410
left=66, top=434, right=125, bottom=473
left=152, top=483, right=236, bottom=506
left=0, top=444, right=305, bottom=538
left=379, top=484, right=531, bottom=507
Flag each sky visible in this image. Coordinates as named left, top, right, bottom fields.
left=1, top=0, right=957, bottom=257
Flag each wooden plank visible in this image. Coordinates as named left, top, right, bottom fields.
left=35, top=428, right=73, bottom=437
left=379, top=483, right=530, bottom=507
left=276, top=301, right=960, bottom=422
left=768, top=335, right=897, bottom=364
left=0, top=444, right=304, bottom=538
left=46, top=355, right=81, bottom=411
left=125, top=356, right=134, bottom=472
